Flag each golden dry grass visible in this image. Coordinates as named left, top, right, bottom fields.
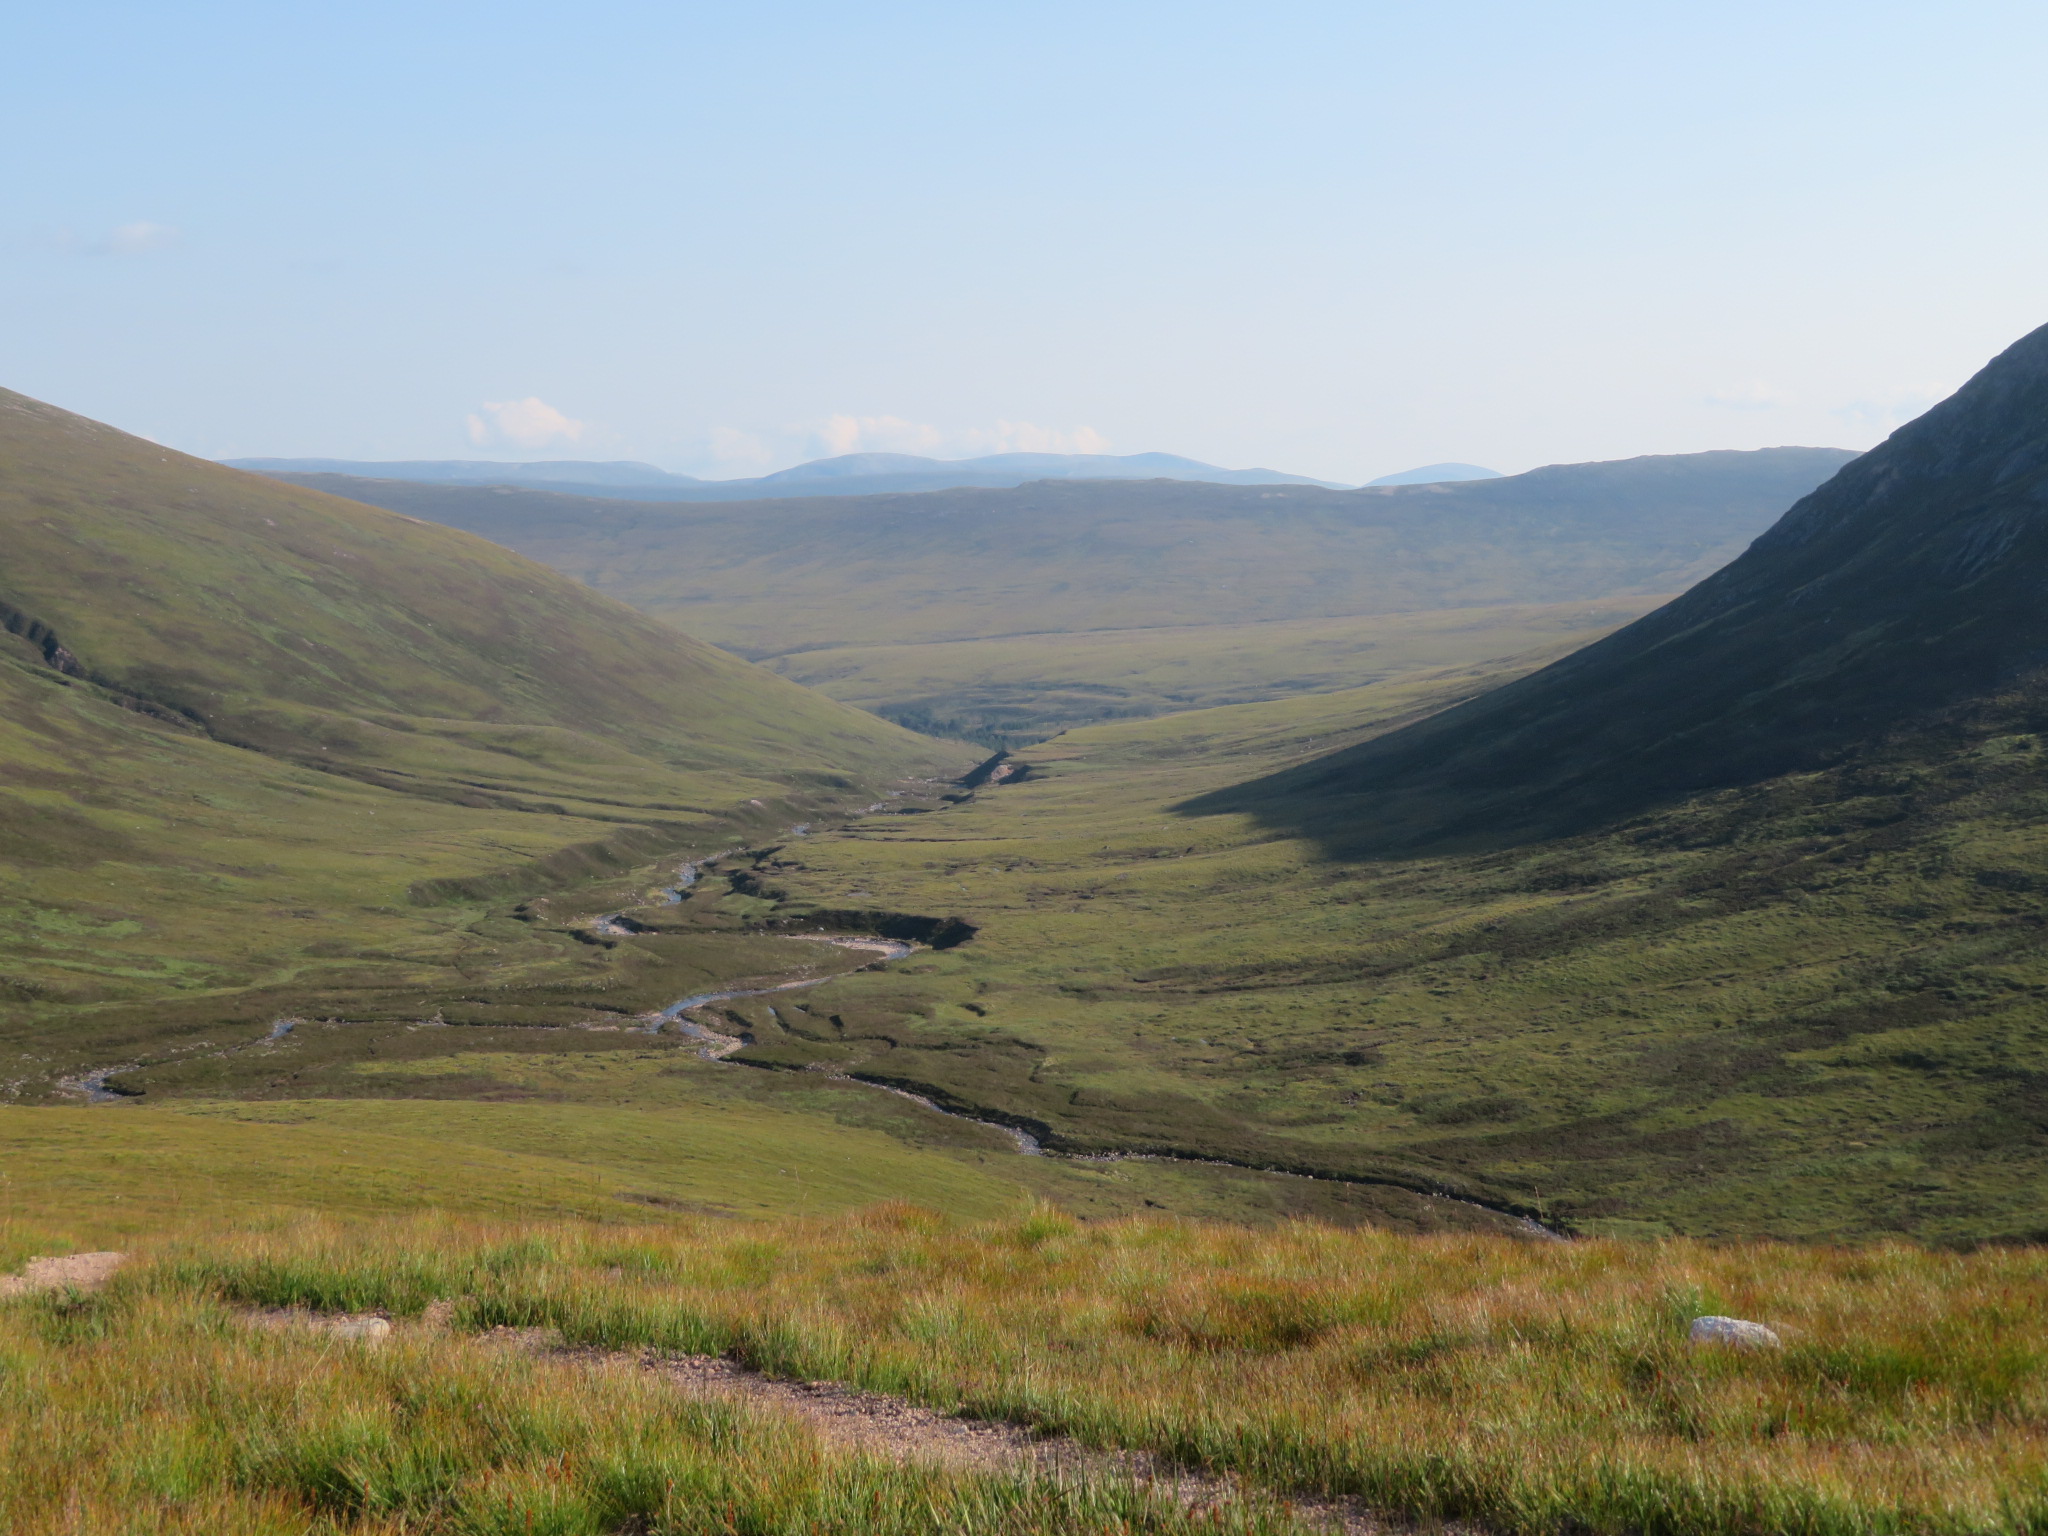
left=0, top=1261, right=1297, bottom=1535
left=136, top=1208, right=2048, bottom=1535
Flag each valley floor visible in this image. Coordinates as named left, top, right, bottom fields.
left=715, top=667, right=2048, bottom=1243
left=14, top=640, right=2048, bottom=1243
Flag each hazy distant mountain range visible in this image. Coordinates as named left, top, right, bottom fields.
left=267, top=446, right=1857, bottom=742
left=221, top=450, right=1353, bottom=500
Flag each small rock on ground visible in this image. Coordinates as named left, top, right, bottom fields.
left=247, top=1308, right=393, bottom=1342
left=1690, top=1315, right=1781, bottom=1349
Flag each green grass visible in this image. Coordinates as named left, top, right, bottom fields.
left=0, top=1095, right=1042, bottom=1232
left=0, top=387, right=971, bottom=1083
left=0, top=1269, right=1296, bottom=1536
left=768, top=598, right=1666, bottom=744
left=148, top=1209, right=2048, bottom=1536
left=6, top=1001, right=1533, bottom=1237
left=704, top=662, right=2048, bottom=1242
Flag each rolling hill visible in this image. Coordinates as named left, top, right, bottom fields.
left=0, top=387, right=969, bottom=1078
left=227, top=448, right=1341, bottom=501
left=264, top=445, right=1855, bottom=741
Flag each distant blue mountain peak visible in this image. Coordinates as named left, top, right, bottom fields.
left=1366, top=463, right=1503, bottom=487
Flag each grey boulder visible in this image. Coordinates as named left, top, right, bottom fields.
left=1689, top=1315, right=1781, bottom=1349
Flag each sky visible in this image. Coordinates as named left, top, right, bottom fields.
left=4, top=1, right=2047, bottom=485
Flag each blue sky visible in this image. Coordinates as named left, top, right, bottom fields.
left=5, top=0, right=2046, bottom=483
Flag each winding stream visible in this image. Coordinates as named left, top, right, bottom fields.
left=635, top=905, right=1553, bottom=1233
left=50, top=840, right=1557, bottom=1236
left=645, top=932, right=1049, bottom=1154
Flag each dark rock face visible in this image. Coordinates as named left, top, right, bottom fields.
left=1197, top=322, right=2048, bottom=848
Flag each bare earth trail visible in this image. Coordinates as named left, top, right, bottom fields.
left=0, top=1252, right=1418, bottom=1532
left=609, top=1342, right=1412, bottom=1534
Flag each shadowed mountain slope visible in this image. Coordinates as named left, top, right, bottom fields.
left=1191, top=323, right=2048, bottom=850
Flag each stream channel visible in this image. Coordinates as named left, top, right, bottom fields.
left=611, top=860, right=1047, bottom=1152
left=56, top=848, right=1554, bottom=1234
left=608, top=857, right=1558, bottom=1233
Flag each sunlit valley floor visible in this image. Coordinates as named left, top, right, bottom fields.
left=10, top=334, right=2048, bottom=1534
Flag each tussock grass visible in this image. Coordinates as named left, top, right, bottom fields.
left=161, top=1207, right=2048, bottom=1536
left=0, top=1258, right=1289, bottom=1535
left=756, top=662, right=2048, bottom=1241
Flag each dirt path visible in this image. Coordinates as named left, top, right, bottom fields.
left=188, top=1290, right=1417, bottom=1532
left=0, top=1257, right=1430, bottom=1530
left=539, top=1332, right=1409, bottom=1534
left=0, top=1251, right=128, bottom=1297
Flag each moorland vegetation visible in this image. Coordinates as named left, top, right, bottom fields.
left=277, top=448, right=1852, bottom=743
left=0, top=388, right=970, bottom=1100
left=629, top=327, right=2048, bottom=1242
left=8, top=322, right=2048, bottom=1535
left=9, top=1206, right=2048, bottom=1535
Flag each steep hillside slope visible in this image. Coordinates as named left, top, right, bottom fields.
left=1208, top=324, right=2048, bottom=849
left=273, top=447, right=1853, bottom=740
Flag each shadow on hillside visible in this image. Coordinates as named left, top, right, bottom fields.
left=1178, top=660, right=2048, bottom=864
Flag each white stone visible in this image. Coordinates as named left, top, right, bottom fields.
left=1689, top=1315, right=1781, bottom=1349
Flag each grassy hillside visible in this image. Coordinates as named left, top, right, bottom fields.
left=0, top=1095, right=1041, bottom=1230
left=656, top=651, right=2048, bottom=1242
left=276, top=448, right=1850, bottom=740
left=1212, top=322, right=2048, bottom=849
left=0, top=389, right=950, bottom=796
left=0, top=387, right=970, bottom=1079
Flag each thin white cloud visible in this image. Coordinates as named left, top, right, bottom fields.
left=806, top=415, right=1109, bottom=459
left=465, top=397, right=586, bottom=449
left=46, top=220, right=182, bottom=256
left=815, top=414, right=947, bottom=457
left=105, top=220, right=179, bottom=254
left=672, top=416, right=1117, bottom=478
left=706, top=425, right=774, bottom=470
left=956, top=419, right=1111, bottom=455
left=1832, top=391, right=1941, bottom=435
